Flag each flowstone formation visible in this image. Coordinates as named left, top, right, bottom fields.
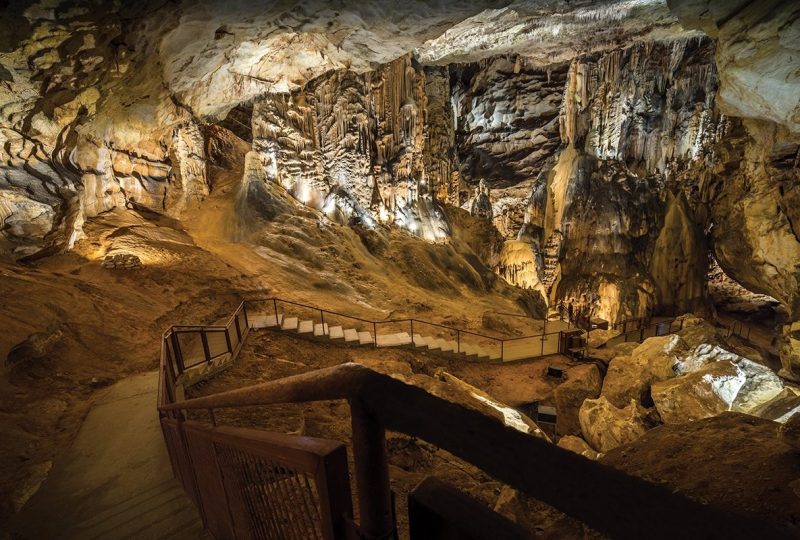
left=0, top=0, right=798, bottom=369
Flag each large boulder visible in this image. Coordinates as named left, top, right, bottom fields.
left=652, top=358, right=784, bottom=424
left=578, top=396, right=649, bottom=453
left=675, top=343, right=742, bottom=375
left=557, top=435, right=600, bottom=460
left=778, top=322, right=800, bottom=382
left=601, top=334, right=688, bottom=408
left=751, top=388, right=800, bottom=424
left=673, top=315, right=723, bottom=349
left=554, top=363, right=602, bottom=436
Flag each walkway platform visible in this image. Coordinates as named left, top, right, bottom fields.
left=10, top=371, right=205, bottom=539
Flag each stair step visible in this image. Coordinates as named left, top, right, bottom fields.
left=282, top=317, right=298, bottom=331
left=357, top=331, right=374, bottom=345
left=314, top=323, right=329, bottom=337
left=376, top=333, right=413, bottom=347
left=439, top=340, right=457, bottom=353
left=412, top=334, right=428, bottom=346
left=426, top=338, right=443, bottom=351
left=329, top=326, right=344, bottom=340
left=249, top=313, right=283, bottom=329
left=343, top=328, right=359, bottom=342
left=297, top=320, right=314, bottom=334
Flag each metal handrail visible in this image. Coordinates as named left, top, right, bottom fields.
left=160, top=363, right=789, bottom=540
left=248, top=296, right=576, bottom=350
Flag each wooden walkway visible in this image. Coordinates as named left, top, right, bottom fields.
left=9, top=371, right=206, bottom=539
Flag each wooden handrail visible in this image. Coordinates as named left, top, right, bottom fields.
left=160, top=363, right=793, bottom=539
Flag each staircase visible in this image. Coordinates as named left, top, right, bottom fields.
left=248, top=312, right=503, bottom=362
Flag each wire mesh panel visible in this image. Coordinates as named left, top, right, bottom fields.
left=160, top=417, right=200, bottom=508
left=173, top=423, right=352, bottom=540
left=206, top=329, right=231, bottom=359
left=216, top=445, right=325, bottom=539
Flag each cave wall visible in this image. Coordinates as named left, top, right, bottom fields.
left=514, top=38, right=723, bottom=322
left=1, top=1, right=798, bottom=372
left=249, top=55, right=449, bottom=241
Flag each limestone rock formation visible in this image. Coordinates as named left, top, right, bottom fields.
left=669, top=0, right=800, bottom=134
left=554, top=363, right=602, bottom=436
left=579, top=396, right=649, bottom=453
left=556, top=435, right=601, bottom=460
left=651, top=357, right=784, bottom=424
left=601, top=334, right=688, bottom=408
left=0, top=0, right=798, bottom=369
left=751, top=388, right=800, bottom=424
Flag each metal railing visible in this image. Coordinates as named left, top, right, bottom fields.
left=247, top=297, right=577, bottom=362
left=160, top=361, right=791, bottom=540
left=605, top=316, right=683, bottom=347
left=719, top=319, right=754, bottom=342
left=158, top=302, right=357, bottom=540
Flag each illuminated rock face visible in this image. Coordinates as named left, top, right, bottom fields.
left=522, top=38, right=723, bottom=321
left=578, top=395, right=649, bottom=453
left=669, top=0, right=800, bottom=135
left=651, top=357, right=784, bottom=424
left=0, top=1, right=798, bottom=365
left=250, top=55, right=450, bottom=241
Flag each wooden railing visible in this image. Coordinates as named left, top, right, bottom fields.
left=160, top=361, right=791, bottom=539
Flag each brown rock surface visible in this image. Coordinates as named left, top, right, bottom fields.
left=554, top=363, right=602, bottom=436
left=602, top=413, right=800, bottom=533
left=579, top=396, right=649, bottom=453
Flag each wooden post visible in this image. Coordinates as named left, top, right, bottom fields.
left=201, top=329, right=211, bottom=364
left=171, top=331, right=186, bottom=374
left=350, top=400, right=395, bottom=540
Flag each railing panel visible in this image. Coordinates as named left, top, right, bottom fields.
left=171, top=423, right=353, bottom=540
left=184, top=424, right=237, bottom=539
left=175, top=331, right=207, bottom=369
left=160, top=417, right=201, bottom=509
left=206, top=329, right=231, bottom=359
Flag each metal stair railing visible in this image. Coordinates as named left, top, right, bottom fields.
left=247, top=297, right=576, bottom=362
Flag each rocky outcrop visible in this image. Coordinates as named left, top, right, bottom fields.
left=554, top=363, right=602, bottom=436
left=651, top=356, right=784, bottom=424
left=556, top=435, right=600, bottom=460
left=649, top=193, right=707, bottom=314
left=751, top=388, right=800, bottom=424
left=579, top=395, right=649, bottom=453
left=249, top=55, right=452, bottom=241
left=668, top=0, right=800, bottom=134
left=601, top=334, right=688, bottom=408
left=518, top=38, right=724, bottom=322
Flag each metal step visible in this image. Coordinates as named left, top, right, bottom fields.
left=281, top=317, right=298, bottom=331
left=249, top=313, right=282, bottom=329
left=313, top=323, right=329, bottom=337
left=329, top=326, right=344, bottom=340
left=376, top=333, right=413, bottom=347
left=357, top=331, right=374, bottom=346
left=297, top=320, right=314, bottom=334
